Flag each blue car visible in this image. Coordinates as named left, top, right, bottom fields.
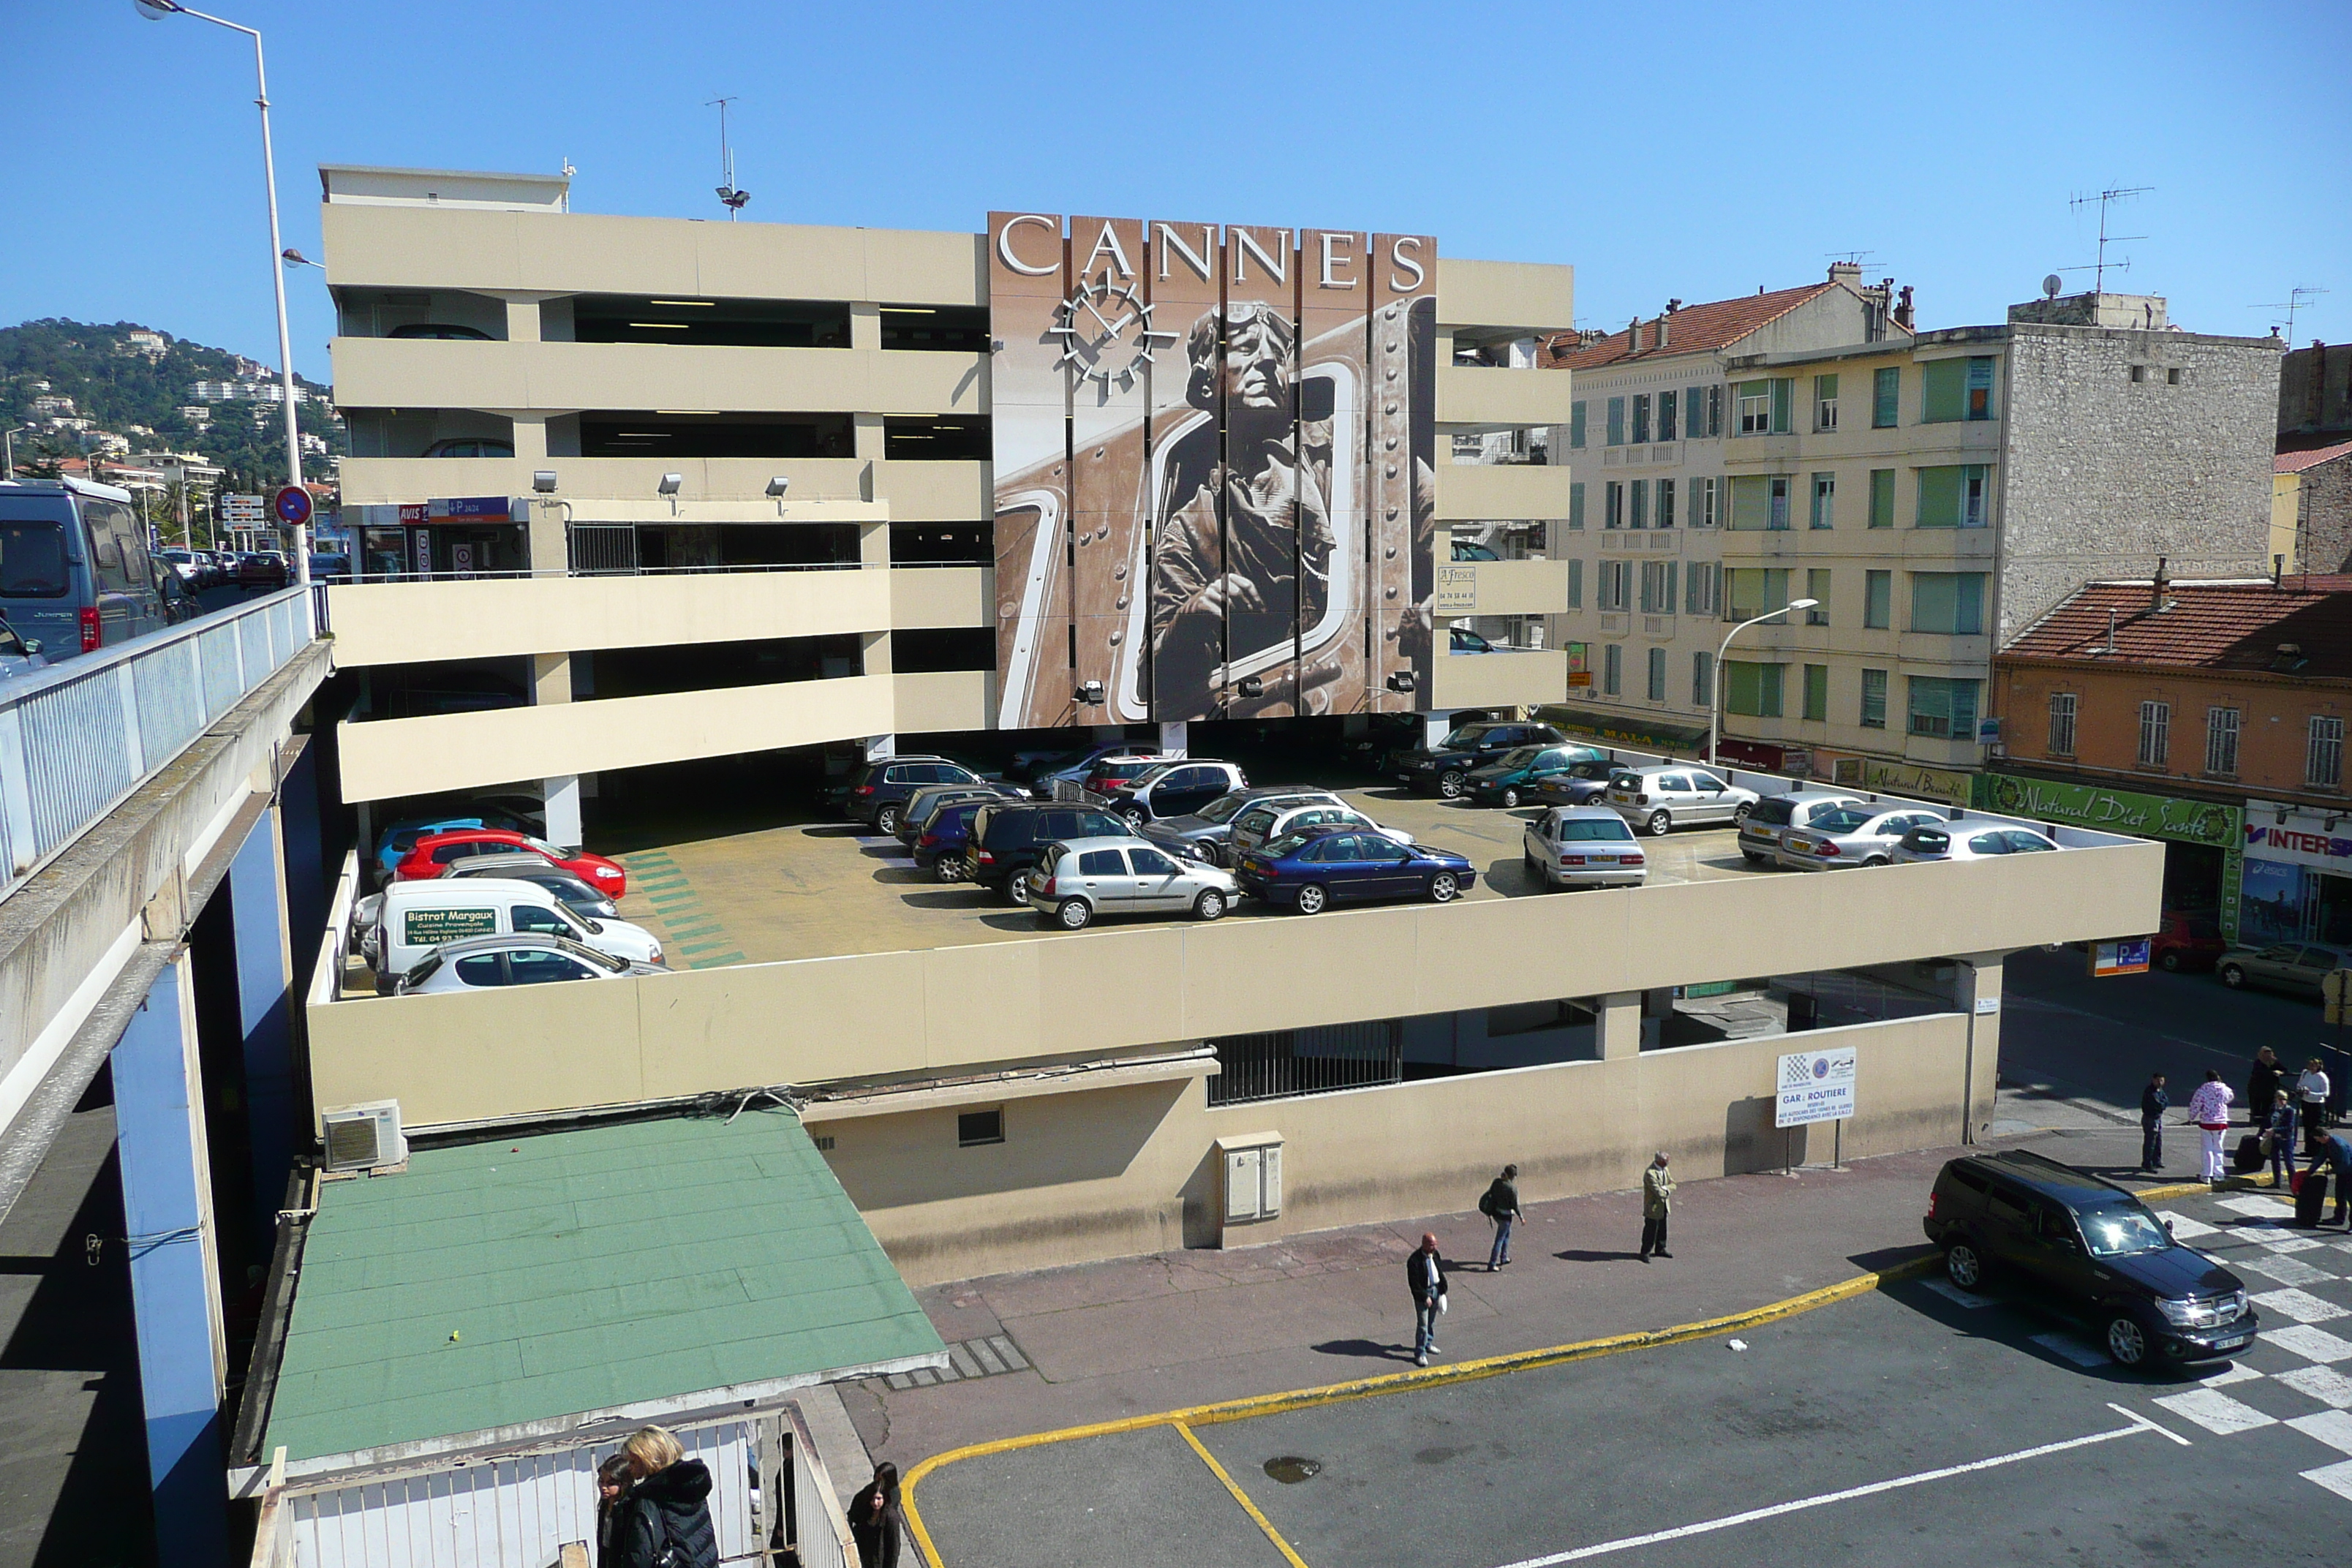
left=1234, top=823, right=1478, bottom=915
left=911, top=799, right=989, bottom=881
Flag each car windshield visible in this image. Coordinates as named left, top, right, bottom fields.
left=1565, top=761, right=1613, bottom=779
left=1746, top=799, right=1797, bottom=826
left=1607, top=772, right=1641, bottom=789
left=522, top=836, right=564, bottom=858
left=1196, top=794, right=1252, bottom=824
left=1495, top=747, right=1543, bottom=768
left=1263, top=833, right=1313, bottom=858
left=1814, top=809, right=1875, bottom=833
left=1130, top=763, right=1180, bottom=787
left=2080, top=1205, right=2170, bottom=1257
left=1439, top=725, right=1494, bottom=749
left=1555, top=817, right=1635, bottom=842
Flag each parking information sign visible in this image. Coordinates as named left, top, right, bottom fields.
left=1776, top=1045, right=1857, bottom=1129
left=222, top=493, right=265, bottom=525
left=2091, top=937, right=2152, bottom=978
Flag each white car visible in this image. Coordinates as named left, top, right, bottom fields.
left=1019, top=836, right=1240, bottom=930
left=1227, top=800, right=1413, bottom=862
left=1604, top=764, right=1759, bottom=837
left=1889, top=823, right=2059, bottom=864
left=1774, top=804, right=1952, bottom=871
left=1523, top=806, right=1648, bottom=889
left=392, top=933, right=663, bottom=995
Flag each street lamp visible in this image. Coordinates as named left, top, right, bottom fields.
left=1709, top=599, right=1818, bottom=768
left=135, top=0, right=309, bottom=587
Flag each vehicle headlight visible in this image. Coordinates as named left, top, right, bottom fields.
left=2158, top=1292, right=2245, bottom=1329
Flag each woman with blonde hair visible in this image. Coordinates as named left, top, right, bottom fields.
left=606, top=1425, right=717, bottom=1568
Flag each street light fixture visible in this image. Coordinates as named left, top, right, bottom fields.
left=135, top=0, right=310, bottom=587
left=1709, top=599, right=1818, bottom=769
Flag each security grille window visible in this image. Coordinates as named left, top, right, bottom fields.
left=1603, top=642, right=1623, bottom=696
left=1566, top=557, right=1583, bottom=608
left=1860, top=668, right=1888, bottom=729
left=1569, top=480, right=1586, bottom=530
left=1207, top=1022, right=1403, bottom=1107
left=1815, top=374, right=1840, bottom=431
left=1868, top=469, right=1896, bottom=528
left=1632, top=393, right=1651, bottom=445
left=1910, top=573, right=1987, bottom=636
left=1658, top=389, right=1678, bottom=441
left=1864, top=570, right=1891, bottom=629
left=1907, top=676, right=1980, bottom=739
left=1605, top=481, right=1624, bottom=529
left=2205, top=706, right=2239, bottom=775
left=1806, top=569, right=1831, bottom=625
left=1692, top=650, right=1714, bottom=706
left=1803, top=663, right=1829, bottom=721
left=957, top=1108, right=1005, bottom=1147
left=2310, top=716, right=2345, bottom=788
left=2138, top=701, right=2171, bottom=767
left=1647, top=647, right=1667, bottom=701
left=1656, top=478, right=1676, bottom=528
left=1872, top=366, right=1900, bottom=427
left=1629, top=479, right=1648, bottom=530
left=1607, top=397, right=1627, bottom=447
left=1569, top=402, right=1587, bottom=450
left=2048, top=692, right=2078, bottom=755
left=1810, top=472, right=1836, bottom=529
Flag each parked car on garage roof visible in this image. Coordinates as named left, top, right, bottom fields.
left=1228, top=799, right=1412, bottom=863
left=1522, top=806, right=1648, bottom=890
left=896, top=781, right=1025, bottom=847
left=968, top=802, right=1134, bottom=897
left=1104, top=759, right=1248, bottom=826
left=393, top=827, right=627, bottom=896
left=1019, top=836, right=1240, bottom=930
left=1466, top=743, right=1610, bottom=809
left=443, top=852, right=619, bottom=919
left=363, top=878, right=663, bottom=987
left=1889, top=823, right=2059, bottom=864
left=1524, top=758, right=1624, bottom=810
left=1014, top=742, right=1162, bottom=793
left=1077, top=754, right=1169, bottom=795
left=1392, top=720, right=1568, bottom=799
left=393, top=932, right=660, bottom=995
left=1773, top=804, right=1950, bottom=871
left=2215, top=941, right=2349, bottom=998
left=1138, top=786, right=1341, bottom=865
left=912, top=799, right=992, bottom=881
left=845, top=755, right=990, bottom=834
left=1735, top=788, right=1872, bottom=865
left=1235, top=824, right=1477, bottom=915
left=1604, top=765, right=1759, bottom=837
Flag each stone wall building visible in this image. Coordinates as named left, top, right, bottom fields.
left=2280, top=341, right=2352, bottom=445
left=2277, top=440, right=2352, bottom=576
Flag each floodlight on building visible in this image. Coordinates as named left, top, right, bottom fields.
left=765, top=476, right=790, bottom=497
left=532, top=471, right=559, bottom=494
left=657, top=474, right=684, bottom=496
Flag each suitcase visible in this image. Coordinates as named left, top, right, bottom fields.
left=2298, top=1167, right=2331, bottom=1227
left=2236, top=1134, right=2266, bottom=1174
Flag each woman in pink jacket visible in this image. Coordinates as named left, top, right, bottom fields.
left=2186, top=1070, right=2236, bottom=1185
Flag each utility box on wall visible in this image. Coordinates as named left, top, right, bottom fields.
left=1217, top=1131, right=1284, bottom=1241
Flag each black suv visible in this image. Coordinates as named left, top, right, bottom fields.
left=968, top=802, right=1131, bottom=897
left=1392, top=721, right=1567, bottom=799
left=843, top=756, right=989, bottom=834
left=1923, top=1150, right=2256, bottom=1369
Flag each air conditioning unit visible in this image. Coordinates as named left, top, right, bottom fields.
left=323, top=1101, right=407, bottom=1173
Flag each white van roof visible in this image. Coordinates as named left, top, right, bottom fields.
left=380, top=877, right=557, bottom=907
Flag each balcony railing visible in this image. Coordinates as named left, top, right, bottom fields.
left=0, top=587, right=316, bottom=900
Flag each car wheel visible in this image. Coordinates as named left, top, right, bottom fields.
left=2158, top=950, right=2182, bottom=972
left=1294, top=883, right=1329, bottom=915
left=875, top=804, right=900, bottom=835
left=1438, top=770, right=1467, bottom=800
left=1944, top=1241, right=1984, bottom=1291
left=1501, top=786, right=1522, bottom=808
left=2220, top=962, right=2246, bottom=989
left=1731, top=802, right=1752, bottom=826
left=2105, top=1313, right=2149, bottom=1368
left=1121, top=807, right=1146, bottom=828
left=934, top=856, right=967, bottom=883
left=1193, top=889, right=1227, bottom=921
left=1428, top=871, right=1461, bottom=903
left=1055, top=898, right=1093, bottom=930
left=1862, top=855, right=1890, bottom=868
left=1003, top=878, right=1030, bottom=905
left=1646, top=810, right=1672, bottom=837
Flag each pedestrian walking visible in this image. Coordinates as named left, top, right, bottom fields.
left=2139, top=1072, right=2168, bottom=1174
left=1480, top=1164, right=1523, bottom=1271
left=2266, top=1090, right=2299, bottom=1188
left=2249, top=1047, right=2283, bottom=1128
left=1406, top=1232, right=1447, bottom=1366
left=848, top=1461, right=902, bottom=1568
left=595, top=1454, right=635, bottom=1568
left=605, top=1425, right=719, bottom=1568
left=1639, top=1152, right=1676, bottom=1261
left=2307, top=1133, right=2352, bottom=1227
left=2299, top=1058, right=2332, bottom=1150
left=2186, top=1071, right=2235, bottom=1185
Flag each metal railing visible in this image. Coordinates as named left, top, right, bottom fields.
left=0, top=587, right=315, bottom=901
left=338, top=559, right=984, bottom=585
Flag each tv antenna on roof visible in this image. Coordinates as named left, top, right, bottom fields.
left=2068, top=185, right=2151, bottom=295
left=1825, top=249, right=1876, bottom=268
left=2252, top=286, right=2329, bottom=342
left=708, top=96, right=749, bottom=218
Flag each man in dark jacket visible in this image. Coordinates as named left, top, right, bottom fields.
left=1482, top=1164, right=1523, bottom=1272
left=2249, top=1048, right=2283, bottom=1131
left=1407, top=1233, right=1447, bottom=1368
left=2307, top=1134, right=2352, bottom=1228
left=2140, top=1072, right=2168, bottom=1175
left=608, top=1427, right=719, bottom=1568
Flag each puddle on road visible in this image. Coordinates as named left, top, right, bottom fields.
left=1263, top=1456, right=1322, bottom=1484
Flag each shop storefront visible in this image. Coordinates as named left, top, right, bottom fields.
left=1835, top=757, right=1974, bottom=807
left=1532, top=705, right=1713, bottom=758
left=2240, top=802, right=2352, bottom=948
left=1976, top=773, right=2242, bottom=935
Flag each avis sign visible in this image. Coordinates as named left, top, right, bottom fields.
left=1776, top=1044, right=1857, bottom=1129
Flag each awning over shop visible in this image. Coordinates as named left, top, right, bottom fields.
left=1533, top=705, right=1713, bottom=755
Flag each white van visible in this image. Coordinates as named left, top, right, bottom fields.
left=366, top=878, right=664, bottom=990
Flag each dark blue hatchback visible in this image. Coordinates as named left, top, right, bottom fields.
left=1234, top=824, right=1477, bottom=915
left=912, top=799, right=988, bottom=881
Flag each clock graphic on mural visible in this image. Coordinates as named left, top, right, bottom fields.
left=1049, top=277, right=1177, bottom=388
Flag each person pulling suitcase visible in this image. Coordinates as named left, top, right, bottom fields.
left=2302, top=1133, right=2352, bottom=1228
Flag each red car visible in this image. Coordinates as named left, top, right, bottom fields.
left=393, top=828, right=627, bottom=897
left=2152, top=911, right=2228, bottom=973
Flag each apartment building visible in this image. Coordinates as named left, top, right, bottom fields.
left=1535, top=267, right=1908, bottom=749
left=1702, top=290, right=2280, bottom=800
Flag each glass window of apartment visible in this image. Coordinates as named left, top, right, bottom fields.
left=1814, top=374, right=1840, bottom=431
left=1872, top=366, right=1900, bottom=427
left=1629, top=479, right=1648, bottom=530
left=1694, top=476, right=1719, bottom=527
left=1607, top=396, right=1626, bottom=447
left=1736, top=380, right=1771, bottom=434
left=1658, top=388, right=1678, bottom=441
left=1806, top=568, right=1831, bottom=625
left=2205, top=705, right=2239, bottom=775
left=1916, top=464, right=1991, bottom=528
left=2048, top=692, right=2078, bottom=755
left=1707, top=384, right=1725, bottom=437
left=2310, top=715, right=2344, bottom=788
left=1864, top=569, right=1891, bottom=628
left=1603, top=642, right=1623, bottom=696
left=1868, top=468, right=1896, bottom=528
left=1907, top=676, right=1980, bottom=739
left=1769, top=475, right=1791, bottom=529
left=1692, top=650, right=1714, bottom=705
left=1724, top=660, right=1785, bottom=717
left=1910, top=572, right=1987, bottom=636
left=1810, top=472, right=1836, bottom=529
left=1967, top=355, right=1995, bottom=420
left=1923, top=355, right=1997, bottom=423
left=1569, top=480, right=1586, bottom=530
left=1569, top=401, right=1587, bottom=450
left=1632, top=393, right=1651, bottom=445
left=1640, top=559, right=1678, bottom=614
left=1724, top=568, right=1790, bottom=621
left=1599, top=559, right=1630, bottom=610
left=1605, top=481, right=1624, bottom=529
left=1566, top=557, right=1583, bottom=608
left=1685, top=562, right=1719, bottom=617
left=1656, top=478, right=1676, bottom=529
left=1647, top=647, right=1667, bottom=701
left=1860, top=668, right=1888, bottom=729
left=1803, top=663, right=1829, bottom=721
left=2137, top=701, right=2170, bottom=767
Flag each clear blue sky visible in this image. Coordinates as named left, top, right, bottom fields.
left=6, top=1, right=2345, bottom=382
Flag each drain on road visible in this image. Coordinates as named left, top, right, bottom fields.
left=1263, top=1456, right=1322, bottom=1484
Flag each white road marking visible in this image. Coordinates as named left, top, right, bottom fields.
left=1921, top=1280, right=1994, bottom=1308
left=2255, top=1236, right=2329, bottom=1254
left=2157, top=1212, right=2218, bottom=1239
left=2241, top=1255, right=2337, bottom=1287
left=2029, top=1332, right=2109, bottom=1368
left=2107, top=1401, right=2193, bottom=1447
left=2279, top=1365, right=2352, bottom=1406
left=2268, top=1324, right=2352, bottom=1363
left=2288, top=1411, right=2352, bottom=1453
left=2197, top=1362, right=2266, bottom=1387
left=2153, top=1388, right=2277, bottom=1434
left=2220, top=1195, right=2298, bottom=1216
left=2304, top=1458, right=2352, bottom=1501
left=2255, top=1288, right=2352, bottom=1324
left=1486, top=1419, right=2161, bottom=1567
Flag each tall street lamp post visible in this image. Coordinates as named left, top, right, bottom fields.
left=1709, top=598, right=1817, bottom=769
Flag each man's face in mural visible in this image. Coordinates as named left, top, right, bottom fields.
left=1218, top=304, right=1294, bottom=440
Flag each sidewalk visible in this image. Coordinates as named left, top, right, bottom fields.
left=841, top=1124, right=2202, bottom=1472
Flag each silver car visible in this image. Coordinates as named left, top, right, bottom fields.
left=1522, top=805, right=1648, bottom=889
left=1774, top=804, right=1950, bottom=870
left=391, top=932, right=663, bottom=995
left=1139, top=786, right=1341, bottom=865
left=1227, top=800, right=1413, bottom=862
left=1019, top=835, right=1241, bottom=930
left=1735, top=789, right=1872, bottom=864
left=1605, top=764, right=1759, bottom=837
left=1890, top=823, right=2059, bottom=864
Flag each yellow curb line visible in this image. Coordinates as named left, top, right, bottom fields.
left=1172, top=1420, right=1312, bottom=1568
left=901, top=1251, right=1941, bottom=1567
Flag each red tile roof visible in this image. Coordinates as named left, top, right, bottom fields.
left=2277, top=438, right=2352, bottom=475
left=1541, top=283, right=1840, bottom=371
left=2004, top=578, right=2352, bottom=679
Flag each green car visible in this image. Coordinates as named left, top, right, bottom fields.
left=1465, top=743, right=1610, bottom=808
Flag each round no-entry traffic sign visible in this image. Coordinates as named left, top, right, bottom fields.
left=274, top=486, right=314, bottom=527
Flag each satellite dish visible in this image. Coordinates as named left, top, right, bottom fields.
left=2041, top=274, right=2063, bottom=300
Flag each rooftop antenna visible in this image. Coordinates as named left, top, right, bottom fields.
left=707, top=95, right=748, bottom=218
left=2251, top=285, right=2329, bottom=342
left=1825, top=249, right=1876, bottom=268
left=2068, top=185, right=2151, bottom=295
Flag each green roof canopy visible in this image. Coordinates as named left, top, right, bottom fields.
left=264, top=1109, right=942, bottom=1468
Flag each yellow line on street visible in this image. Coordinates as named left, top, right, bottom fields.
left=900, top=1251, right=1940, bottom=1567
left=1172, top=1420, right=1312, bottom=1568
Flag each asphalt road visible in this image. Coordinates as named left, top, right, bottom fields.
left=912, top=1187, right=2352, bottom=1568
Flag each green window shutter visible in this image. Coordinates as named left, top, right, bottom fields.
left=1763, top=569, right=1790, bottom=613
left=1771, top=377, right=1793, bottom=434
left=1729, top=475, right=1772, bottom=530
left=1917, top=466, right=1961, bottom=527
left=1724, top=660, right=1764, bottom=715
left=1630, top=480, right=1647, bottom=529
left=1921, top=360, right=1966, bottom=423
left=1569, top=402, right=1587, bottom=449
left=1806, top=568, right=1831, bottom=622
left=1569, top=480, right=1586, bottom=529
left=1803, top=664, right=1829, bottom=722
left=1760, top=664, right=1786, bottom=717
left=1868, top=468, right=1896, bottom=527
left=1912, top=573, right=1974, bottom=633
left=1567, top=557, right=1583, bottom=608
left=1864, top=570, right=1891, bottom=629
left=1872, top=366, right=1899, bottom=427
left=1956, top=573, right=1986, bottom=635
left=1607, top=397, right=1626, bottom=446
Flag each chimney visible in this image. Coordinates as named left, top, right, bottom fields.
left=1666, top=299, right=1682, bottom=314
left=1895, top=286, right=1915, bottom=330
left=1828, top=262, right=1863, bottom=287
left=2152, top=557, right=2172, bottom=612
left=2275, top=553, right=2285, bottom=587
left=1629, top=315, right=1643, bottom=353
left=1656, top=315, right=1670, bottom=350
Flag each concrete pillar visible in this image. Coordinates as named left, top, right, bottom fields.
left=510, top=412, right=549, bottom=461
left=1959, top=951, right=2006, bottom=1145
left=850, top=302, right=882, bottom=352
left=1158, top=721, right=1188, bottom=758
left=225, top=813, right=294, bottom=1235
left=532, top=655, right=581, bottom=848
left=504, top=297, right=543, bottom=344
left=861, top=629, right=893, bottom=676
left=1598, top=990, right=1644, bottom=1061
left=532, top=652, right=572, bottom=706
left=524, top=497, right=568, bottom=575
left=853, top=413, right=887, bottom=461
left=859, top=519, right=892, bottom=568
left=113, top=954, right=228, bottom=1567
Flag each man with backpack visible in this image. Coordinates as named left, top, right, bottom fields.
left=1480, top=1164, right=1523, bottom=1271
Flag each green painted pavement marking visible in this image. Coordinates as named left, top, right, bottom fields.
left=664, top=926, right=722, bottom=942
left=637, top=878, right=690, bottom=892
left=647, top=890, right=698, bottom=905
left=689, top=952, right=745, bottom=968
left=678, top=940, right=732, bottom=954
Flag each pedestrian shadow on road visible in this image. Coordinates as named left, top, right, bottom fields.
left=1311, top=1338, right=1418, bottom=1363
left=1553, top=1248, right=1645, bottom=1263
